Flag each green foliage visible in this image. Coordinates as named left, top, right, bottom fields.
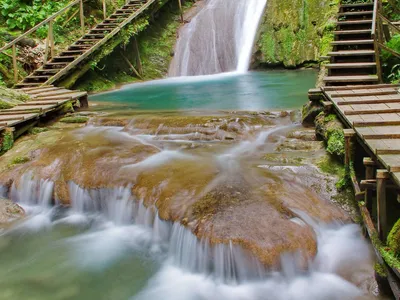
left=374, top=263, right=387, bottom=277
left=387, top=218, right=400, bottom=255
left=0, top=130, right=14, bottom=154
left=258, top=0, right=340, bottom=67
left=29, top=127, right=48, bottom=135
left=0, top=0, right=67, bottom=31
left=382, top=34, right=400, bottom=83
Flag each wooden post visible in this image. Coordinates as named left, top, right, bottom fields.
left=43, top=31, right=50, bottom=63
left=364, top=157, right=376, bottom=209
left=177, top=0, right=183, bottom=23
left=12, top=44, right=18, bottom=83
left=344, top=129, right=355, bottom=168
left=377, top=169, right=389, bottom=240
left=133, top=37, right=143, bottom=76
left=103, top=0, right=107, bottom=19
left=49, top=20, right=55, bottom=59
left=79, top=0, right=85, bottom=35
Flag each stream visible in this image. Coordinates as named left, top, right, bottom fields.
left=0, top=69, right=380, bottom=299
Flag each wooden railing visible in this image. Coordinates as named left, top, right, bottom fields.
left=372, top=0, right=400, bottom=82
left=0, top=0, right=85, bottom=83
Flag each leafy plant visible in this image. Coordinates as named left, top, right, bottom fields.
left=0, top=0, right=67, bottom=31
left=388, top=64, right=400, bottom=83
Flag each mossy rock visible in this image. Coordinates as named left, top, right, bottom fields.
left=0, top=87, right=30, bottom=109
left=301, top=102, right=323, bottom=126
left=388, top=218, right=400, bottom=255
left=0, top=129, right=14, bottom=155
left=315, top=112, right=345, bottom=157
left=60, top=116, right=89, bottom=124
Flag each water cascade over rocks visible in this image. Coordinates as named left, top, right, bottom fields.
left=0, top=112, right=378, bottom=298
left=169, top=0, right=268, bottom=76
left=1, top=176, right=374, bottom=299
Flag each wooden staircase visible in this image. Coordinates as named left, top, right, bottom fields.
left=324, top=1, right=379, bottom=86
left=15, top=0, right=152, bottom=89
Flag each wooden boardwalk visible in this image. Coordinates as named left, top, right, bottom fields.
left=322, top=84, right=400, bottom=183
left=311, top=0, right=400, bottom=295
left=0, top=0, right=166, bottom=138
left=0, top=86, right=87, bottom=133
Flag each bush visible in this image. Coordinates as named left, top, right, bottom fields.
left=0, top=0, right=67, bottom=31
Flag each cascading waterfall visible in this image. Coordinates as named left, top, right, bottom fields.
left=2, top=173, right=375, bottom=299
left=169, top=0, right=268, bottom=77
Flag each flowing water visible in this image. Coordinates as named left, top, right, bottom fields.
left=169, top=0, right=268, bottom=76
left=0, top=0, right=383, bottom=298
left=0, top=110, right=379, bottom=299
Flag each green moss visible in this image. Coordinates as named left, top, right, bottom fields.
left=317, top=156, right=345, bottom=176
left=29, top=127, right=49, bottom=135
left=388, top=218, right=400, bottom=255
left=59, top=102, right=74, bottom=114
left=374, top=263, right=387, bottom=277
left=326, top=130, right=345, bottom=157
left=10, top=156, right=30, bottom=165
left=257, top=0, right=339, bottom=67
left=0, top=129, right=14, bottom=154
left=60, top=116, right=89, bottom=123
left=0, top=99, right=13, bottom=109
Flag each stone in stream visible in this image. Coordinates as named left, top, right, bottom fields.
left=0, top=198, right=25, bottom=228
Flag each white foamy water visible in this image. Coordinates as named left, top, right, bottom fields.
left=1, top=171, right=375, bottom=299
left=169, top=0, right=268, bottom=76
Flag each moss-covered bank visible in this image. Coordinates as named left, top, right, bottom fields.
left=254, top=0, right=339, bottom=68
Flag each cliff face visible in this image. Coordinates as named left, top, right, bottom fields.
left=253, top=0, right=339, bottom=68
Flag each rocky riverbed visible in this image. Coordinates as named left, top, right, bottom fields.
left=0, top=109, right=357, bottom=269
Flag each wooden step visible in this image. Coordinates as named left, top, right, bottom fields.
left=340, top=3, right=373, bottom=8
left=323, top=84, right=399, bottom=91
left=327, top=50, right=375, bottom=56
left=34, top=69, right=61, bottom=74
left=76, top=39, right=101, bottom=43
left=68, top=45, right=92, bottom=50
left=26, top=75, right=51, bottom=80
left=336, top=94, right=400, bottom=105
left=26, top=87, right=60, bottom=94
left=326, top=62, right=376, bottom=69
left=323, top=75, right=379, bottom=83
left=336, top=19, right=372, bottom=25
left=52, top=56, right=77, bottom=60
left=338, top=11, right=373, bottom=16
left=330, top=89, right=398, bottom=97
left=15, top=82, right=42, bottom=87
left=333, top=29, right=371, bottom=35
left=84, top=34, right=105, bottom=37
left=20, top=85, right=53, bottom=92
left=331, top=39, right=373, bottom=45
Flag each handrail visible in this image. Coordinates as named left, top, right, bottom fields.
left=371, top=0, right=379, bottom=37
left=0, top=0, right=81, bottom=53
left=0, top=0, right=86, bottom=83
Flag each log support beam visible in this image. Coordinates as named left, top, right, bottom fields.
left=377, top=169, right=389, bottom=240
left=344, top=129, right=355, bottom=169
left=363, top=157, right=376, bottom=209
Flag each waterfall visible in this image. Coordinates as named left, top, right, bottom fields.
left=169, top=0, right=268, bottom=77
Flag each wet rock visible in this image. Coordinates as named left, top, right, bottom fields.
left=227, top=121, right=242, bottom=132
left=0, top=198, right=24, bottom=227
left=315, top=113, right=345, bottom=157
left=276, top=139, right=324, bottom=152
left=302, top=102, right=323, bottom=126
